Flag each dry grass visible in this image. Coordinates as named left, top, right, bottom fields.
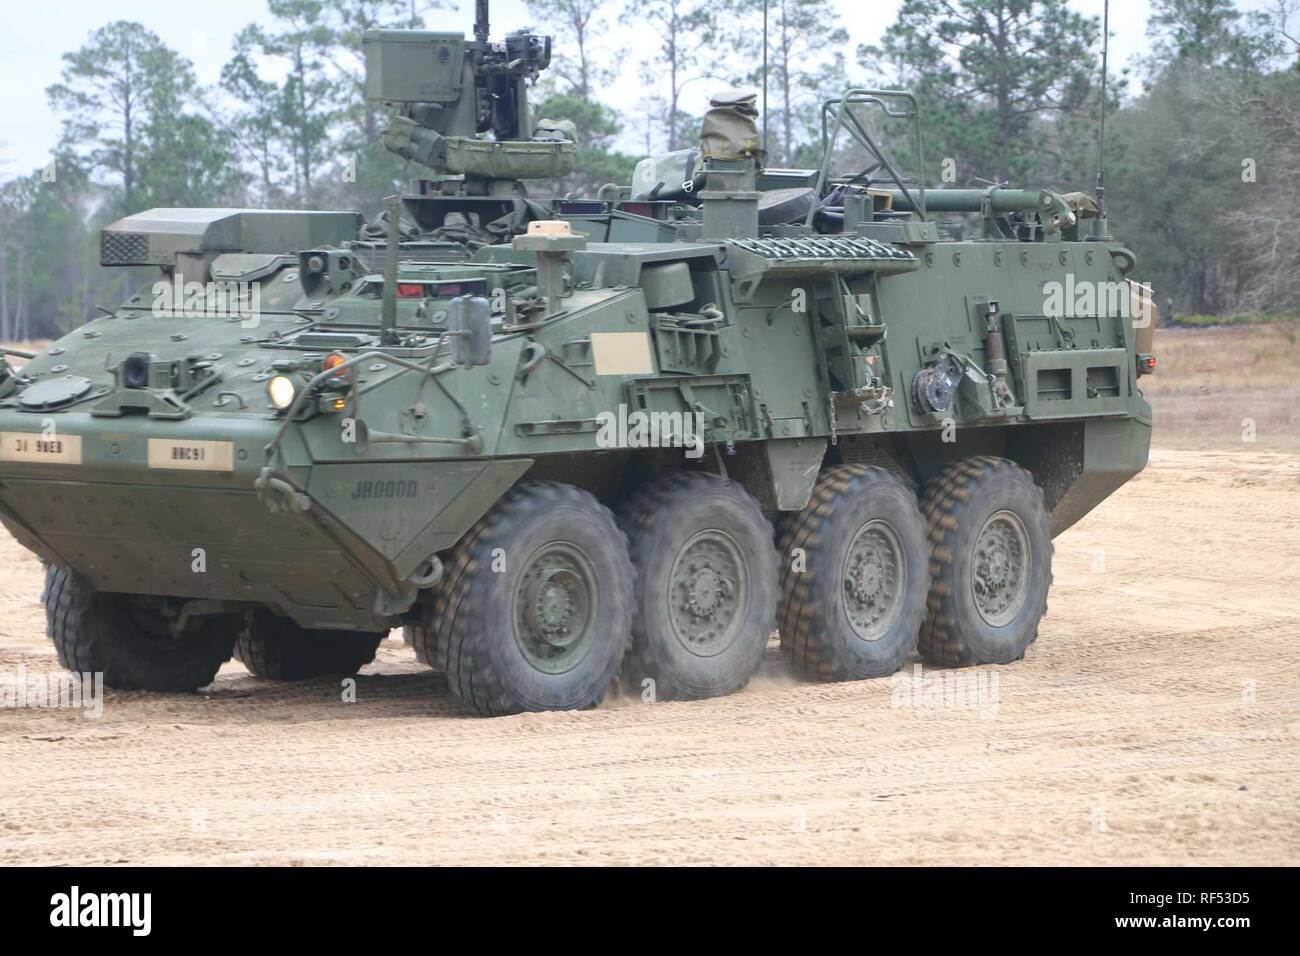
left=1145, top=323, right=1300, bottom=450
left=1145, top=323, right=1299, bottom=397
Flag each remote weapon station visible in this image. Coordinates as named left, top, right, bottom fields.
left=0, top=2, right=1153, bottom=714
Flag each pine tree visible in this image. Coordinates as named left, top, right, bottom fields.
left=861, top=0, right=1103, bottom=186
left=719, top=0, right=849, bottom=166
left=46, top=21, right=237, bottom=214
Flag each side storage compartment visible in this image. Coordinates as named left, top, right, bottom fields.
left=1019, top=348, right=1130, bottom=419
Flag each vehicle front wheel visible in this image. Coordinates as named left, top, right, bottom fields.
left=44, top=566, right=236, bottom=691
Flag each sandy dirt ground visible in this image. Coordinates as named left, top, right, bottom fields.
left=1, top=330, right=1298, bottom=865
left=1, top=444, right=1297, bottom=866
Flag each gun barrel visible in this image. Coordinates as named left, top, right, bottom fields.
left=886, top=188, right=1047, bottom=214
left=475, top=0, right=490, bottom=43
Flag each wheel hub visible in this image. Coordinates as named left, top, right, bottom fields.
left=686, top=566, right=731, bottom=619
left=524, top=568, right=582, bottom=647
left=515, top=545, right=598, bottom=671
left=972, top=510, right=1031, bottom=627
left=669, top=531, right=747, bottom=655
left=842, top=520, right=905, bottom=641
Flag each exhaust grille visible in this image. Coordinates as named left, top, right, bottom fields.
left=101, top=231, right=150, bottom=266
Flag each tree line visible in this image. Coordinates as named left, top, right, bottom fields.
left=1, top=0, right=1297, bottom=342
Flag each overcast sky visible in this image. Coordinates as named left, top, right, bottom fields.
left=0, top=0, right=1277, bottom=180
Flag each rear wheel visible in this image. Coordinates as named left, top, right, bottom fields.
left=435, top=482, right=634, bottom=716
left=919, top=456, right=1052, bottom=666
left=778, top=466, right=929, bottom=680
left=44, top=566, right=235, bottom=691
left=619, top=474, right=778, bottom=701
left=235, top=611, right=384, bottom=680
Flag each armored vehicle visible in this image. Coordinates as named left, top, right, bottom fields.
left=0, top=4, right=1153, bottom=714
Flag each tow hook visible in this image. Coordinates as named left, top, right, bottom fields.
left=254, top=468, right=313, bottom=513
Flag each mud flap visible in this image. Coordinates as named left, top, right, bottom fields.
left=730, top=437, right=827, bottom=512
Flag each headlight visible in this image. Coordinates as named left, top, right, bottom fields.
left=122, top=353, right=151, bottom=389
left=266, top=375, right=297, bottom=410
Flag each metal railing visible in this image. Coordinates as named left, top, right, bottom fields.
left=808, top=89, right=927, bottom=226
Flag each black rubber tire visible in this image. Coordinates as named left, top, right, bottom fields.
left=405, top=623, right=437, bottom=668
left=777, top=465, right=929, bottom=680
left=918, top=456, right=1053, bottom=667
left=44, top=565, right=235, bottom=692
left=236, top=610, right=384, bottom=680
left=434, top=481, right=634, bottom=716
left=619, top=473, right=778, bottom=701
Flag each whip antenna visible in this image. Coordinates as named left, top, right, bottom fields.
left=1096, top=0, right=1109, bottom=222
left=762, top=0, right=769, bottom=158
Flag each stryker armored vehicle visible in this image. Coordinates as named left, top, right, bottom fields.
left=0, top=3, right=1154, bottom=715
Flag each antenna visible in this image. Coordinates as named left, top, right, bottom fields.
left=475, top=0, right=490, bottom=44
left=762, top=0, right=769, bottom=158
left=1096, top=0, right=1109, bottom=223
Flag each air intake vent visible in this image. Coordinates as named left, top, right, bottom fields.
left=101, top=231, right=150, bottom=266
